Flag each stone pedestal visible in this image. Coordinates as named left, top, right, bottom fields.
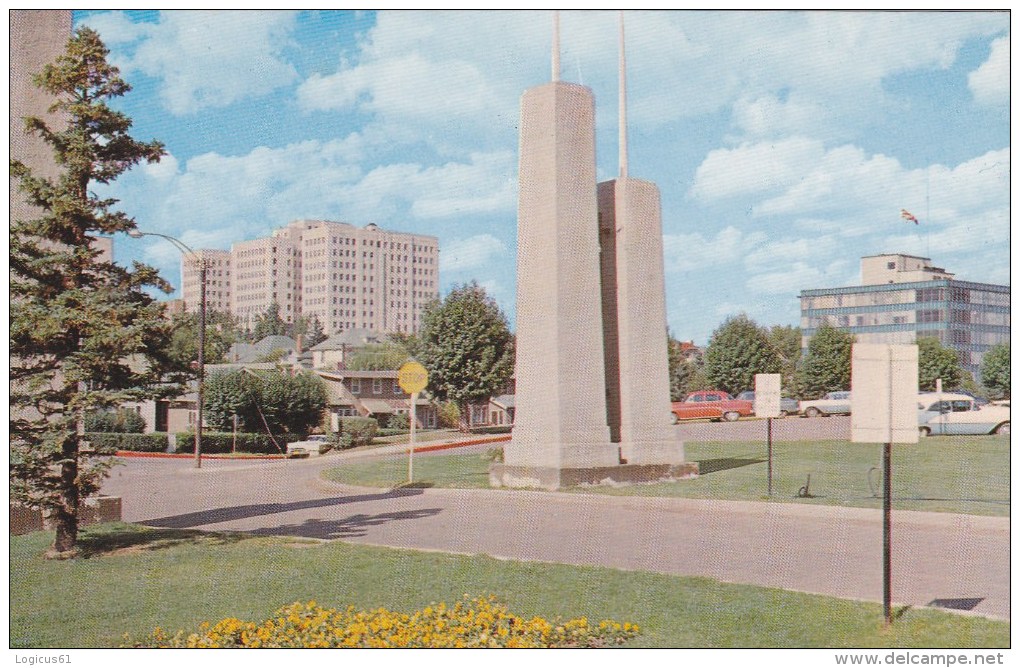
left=490, top=462, right=698, bottom=491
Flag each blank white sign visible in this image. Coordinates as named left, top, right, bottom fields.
left=754, top=373, right=782, bottom=418
left=851, top=344, right=919, bottom=444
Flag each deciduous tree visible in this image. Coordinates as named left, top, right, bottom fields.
left=416, top=283, right=514, bottom=430
left=797, top=323, right=853, bottom=399
left=10, top=27, right=170, bottom=556
left=917, top=336, right=962, bottom=392
left=703, top=314, right=781, bottom=396
left=981, top=342, right=1010, bottom=399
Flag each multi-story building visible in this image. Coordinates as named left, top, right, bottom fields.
left=799, top=254, right=1010, bottom=381
left=181, top=219, right=439, bottom=336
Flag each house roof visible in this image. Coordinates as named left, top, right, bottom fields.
left=309, top=328, right=386, bottom=351
left=491, top=394, right=515, bottom=409
left=227, top=335, right=298, bottom=363
left=360, top=398, right=395, bottom=414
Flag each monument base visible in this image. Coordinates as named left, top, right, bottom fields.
left=489, top=462, right=699, bottom=490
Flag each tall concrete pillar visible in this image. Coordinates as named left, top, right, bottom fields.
left=598, top=178, right=683, bottom=465
left=503, top=79, right=618, bottom=480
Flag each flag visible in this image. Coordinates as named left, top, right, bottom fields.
left=900, top=209, right=919, bottom=225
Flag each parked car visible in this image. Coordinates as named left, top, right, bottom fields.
left=670, top=390, right=754, bottom=424
left=798, top=391, right=852, bottom=417
left=735, top=391, right=799, bottom=417
left=948, top=390, right=989, bottom=406
left=286, top=434, right=332, bottom=458
left=917, top=392, right=1010, bottom=436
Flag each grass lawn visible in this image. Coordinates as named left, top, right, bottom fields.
left=10, top=523, right=1008, bottom=648
left=322, top=436, right=1009, bottom=516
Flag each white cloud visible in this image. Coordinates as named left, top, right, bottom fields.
left=78, top=10, right=153, bottom=44
left=95, top=10, right=301, bottom=115
left=731, top=93, right=825, bottom=139
left=689, top=137, right=825, bottom=201
left=441, top=234, right=509, bottom=273
left=663, top=225, right=766, bottom=273
left=969, top=35, right=1009, bottom=106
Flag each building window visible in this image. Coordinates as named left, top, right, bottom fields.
left=393, top=380, right=402, bottom=394
left=351, top=378, right=361, bottom=394
left=372, top=378, right=382, bottom=394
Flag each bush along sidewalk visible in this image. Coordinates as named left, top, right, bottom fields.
left=125, top=595, right=639, bottom=648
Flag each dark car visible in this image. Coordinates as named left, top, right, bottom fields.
left=735, top=391, right=799, bottom=417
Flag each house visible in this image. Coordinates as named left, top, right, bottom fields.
left=309, top=329, right=387, bottom=370
left=227, top=335, right=301, bottom=365
left=315, top=369, right=437, bottom=429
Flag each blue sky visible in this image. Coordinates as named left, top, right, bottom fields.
left=75, top=10, right=1010, bottom=344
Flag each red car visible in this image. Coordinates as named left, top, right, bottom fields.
left=670, top=390, right=754, bottom=424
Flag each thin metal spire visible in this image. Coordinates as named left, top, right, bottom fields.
left=552, top=11, right=560, bottom=82
left=619, top=11, right=628, bottom=178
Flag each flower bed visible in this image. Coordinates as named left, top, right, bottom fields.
left=126, top=596, right=639, bottom=648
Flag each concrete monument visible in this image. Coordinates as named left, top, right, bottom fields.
left=491, top=12, right=696, bottom=489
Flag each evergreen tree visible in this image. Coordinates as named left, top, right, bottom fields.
left=416, top=283, right=514, bottom=430
left=10, top=28, right=170, bottom=556
left=703, top=314, right=781, bottom=396
left=797, top=323, right=854, bottom=399
left=981, top=342, right=1010, bottom=399
left=917, top=336, right=962, bottom=392
left=252, top=301, right=287, bottom=340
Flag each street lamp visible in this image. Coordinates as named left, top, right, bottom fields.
left=129, top=229, right=207, bottom=469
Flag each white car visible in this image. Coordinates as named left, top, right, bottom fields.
left=798, top=391, right=851, bottom=417
left=286, top=435, right=332, bottom=458
left=917, top=393, right=1010, bottom=436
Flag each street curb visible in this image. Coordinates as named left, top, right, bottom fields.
left=115, top=451, right=286, bottom=460
left=407, top=434, right=510, bottom=454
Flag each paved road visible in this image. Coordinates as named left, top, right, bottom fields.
left=100, top=437, right=1009, bottom=622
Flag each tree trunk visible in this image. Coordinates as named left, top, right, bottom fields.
left=458, top=402, right=471, bottom=433
left=48, top=438, right=80, bottom=558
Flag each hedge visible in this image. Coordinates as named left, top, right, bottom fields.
left=87, top=432, right=170, bottom=453
left=467, top=425, right=513, bottom=435
left=174, top=432, right=303, bottom=455
left=337, top=417, right=378, bottom=449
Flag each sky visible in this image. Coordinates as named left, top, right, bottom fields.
left=73, top=10, right=1010, bottom=345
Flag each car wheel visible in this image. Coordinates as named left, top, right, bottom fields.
left=805, top=407, right=821, bottom=418
left=995, top=422, right=1010, bottom=435
left=919, top=426, right=931, bottom=437
left=722, top=411, right=740, bottom=422
left=778, top=410, right=789, bottom=418
left=671, top=412, right=679, bottom=425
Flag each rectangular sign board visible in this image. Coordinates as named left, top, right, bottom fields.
left=754, top=373, right=782, bottom=418
left=851, top=344, right=919, bottom=444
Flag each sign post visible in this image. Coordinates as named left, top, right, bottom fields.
left=851, top=344, right=918, bottom=626
left=754, top=374, right=782, bottom=497
left=398, top=361, right=429, bottom=484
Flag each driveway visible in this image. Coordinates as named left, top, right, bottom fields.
left=99, top=441, right=1010, bottom=621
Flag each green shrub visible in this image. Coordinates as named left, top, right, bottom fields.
left=387, top=413, right=410, bottom=430
left=337, top=417, right=378, bottom=448
left=174, top=432, right=301, bottom=455
left=438, top=402, right=460, bottom=429
left=86, top=432, right=169, bottom=453
left=84, top=408, right=147, bottom=434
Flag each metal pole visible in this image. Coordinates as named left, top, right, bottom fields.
left=195, top=261, right=206, bottom=469
left=767, top=417, right=773, bottom=497
left=883, top=440, right=892, bottom=626
left=408, top=392, right=418, bottom=483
